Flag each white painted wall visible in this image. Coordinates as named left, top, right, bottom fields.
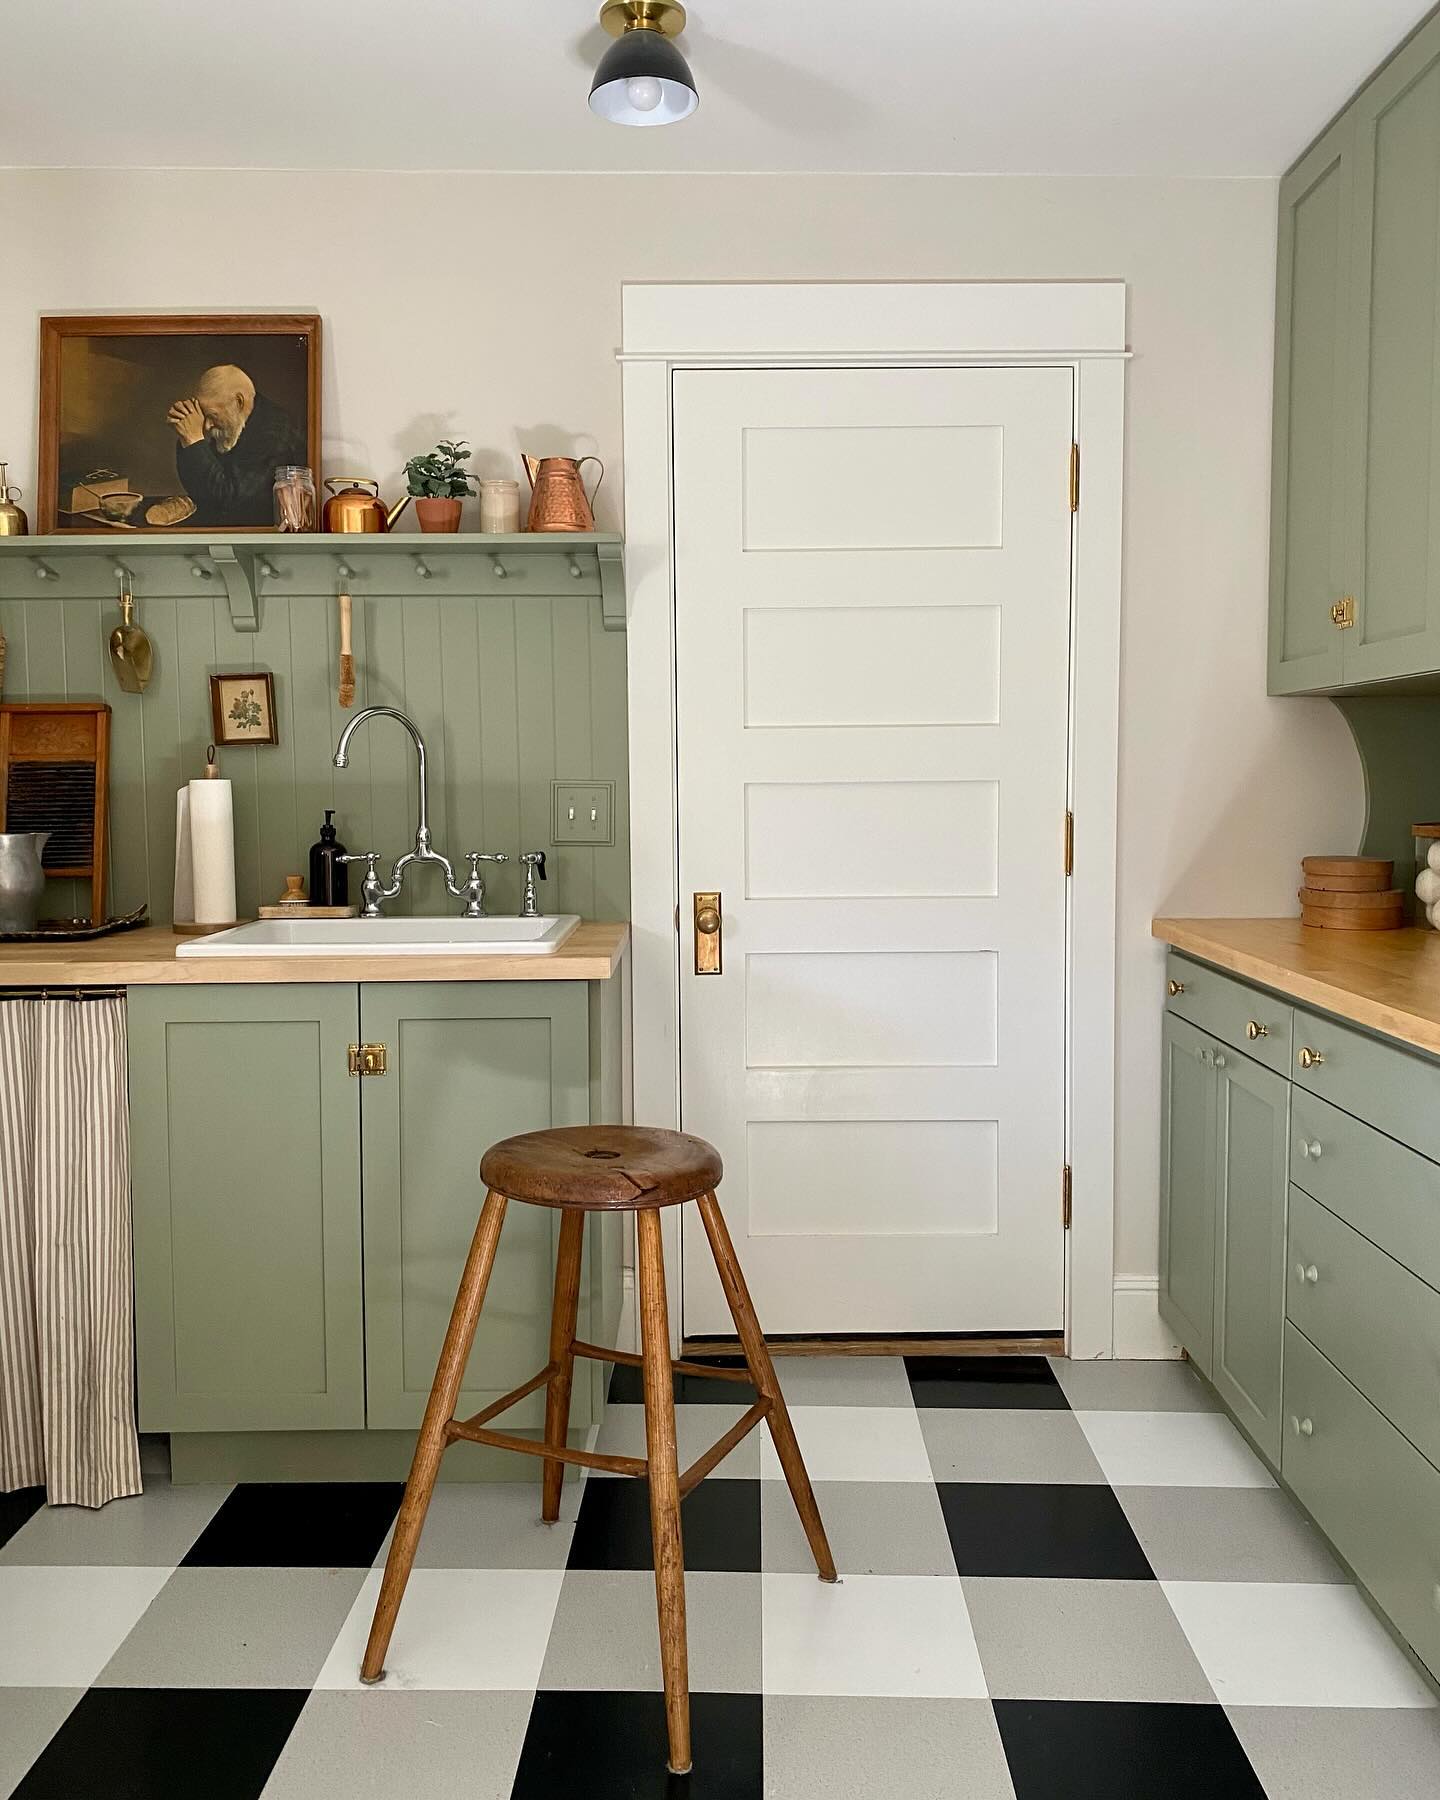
left=0, top=168, right=1366, bottom=1312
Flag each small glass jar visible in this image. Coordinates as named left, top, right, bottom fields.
left=479, top=478, right=521, bottom=534
left=273, top=465, right=316, bottom=532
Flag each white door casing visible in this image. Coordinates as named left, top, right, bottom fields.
left=620, top=282, right=1126, bottom=1359
left=674, top=366, right=1075, bottom=1335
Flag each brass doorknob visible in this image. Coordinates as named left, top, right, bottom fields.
left=1298, top=1046, right=1325, bottom=1070
left=1167, top=979, right=1185, bottom=996
left=696, top=907, right=720, bottom=934
left=1246, top=1020, right=1268, bottom=1040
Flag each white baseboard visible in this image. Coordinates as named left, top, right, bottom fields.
left=1112, top=1277, right=1182, bottom=1360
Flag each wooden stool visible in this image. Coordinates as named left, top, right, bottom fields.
left=360, top=1124, right=836, bottom=1774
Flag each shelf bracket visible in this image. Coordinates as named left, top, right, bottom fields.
left=210, top=544, right=260, bottom=633
left=597, top=542, right=626, bottom=632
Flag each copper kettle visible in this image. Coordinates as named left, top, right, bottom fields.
left=322, top=477, right=411, bottom=534
left=521, top=455, right=603, bottom=533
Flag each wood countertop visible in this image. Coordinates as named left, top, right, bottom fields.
left=0, top=921, right=629, bottom=986
left=1153, top=917, right=1440, bottom=1057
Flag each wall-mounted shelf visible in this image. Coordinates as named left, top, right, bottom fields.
left=0, top=532, right=627, bottom=633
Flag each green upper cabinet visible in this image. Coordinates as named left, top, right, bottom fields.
left=1270, top=11, right=1440, bottom=693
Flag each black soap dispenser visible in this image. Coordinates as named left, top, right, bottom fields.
left=308, top=810, right=349, bottom=908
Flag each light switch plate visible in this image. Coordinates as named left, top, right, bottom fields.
left=552, top=780, right=615, bottom=845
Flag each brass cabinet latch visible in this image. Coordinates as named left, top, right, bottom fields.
left=348, top=1042, right=388, bottom=1077
left=1331, top=595, right=1355, bottom=629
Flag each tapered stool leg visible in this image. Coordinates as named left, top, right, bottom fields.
left=636, top=1206, right=691, bottom=1775
left=697, top=1190, right=837, bottom=1583
left=361, top=1188, right=509, bottom=1683
left=541, top=1210, right=586, bottom=1522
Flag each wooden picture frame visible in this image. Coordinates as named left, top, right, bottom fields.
left=210, top=672, right=279, bottom=746
left=38, top=313, right=321, bottom=535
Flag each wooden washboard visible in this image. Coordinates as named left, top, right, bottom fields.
left=0, top=702, right=111, bottom=923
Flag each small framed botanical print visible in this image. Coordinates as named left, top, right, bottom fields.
left=210, top=672, right=278, bottom=746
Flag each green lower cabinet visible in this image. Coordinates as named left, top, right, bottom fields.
left=1158, top=1014, right=1218, bottom=1374
left=128, top=985, right=365, bottom=1433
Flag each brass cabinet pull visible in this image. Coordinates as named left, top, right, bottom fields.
left=1298, top=1046, right=1325, bottom=1070
left=693, top=891, right=722, bottom=976
left=1246, top=1020, right=1269, bottom=1040
left=1167, top=978, right=1185, bottom=997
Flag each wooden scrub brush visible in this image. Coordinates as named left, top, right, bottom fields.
left=338, top=586, right=355, bottom=708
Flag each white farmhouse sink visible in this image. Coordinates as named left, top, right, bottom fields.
left=176, top=915, right=581, bottom=957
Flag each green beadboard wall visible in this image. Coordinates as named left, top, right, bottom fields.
left=0, top=589, right=629, bottom=924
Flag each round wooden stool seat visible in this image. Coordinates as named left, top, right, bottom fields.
left=479, top=1124, right=723, bottom=1212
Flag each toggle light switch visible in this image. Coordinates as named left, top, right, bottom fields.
left=552, top=780, right=615, bottom=845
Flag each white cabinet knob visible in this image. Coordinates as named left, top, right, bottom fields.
left=1299, top=1139, right=1322, bottom=1160
left=1290, top=1415, right=1315, bottom=1437
left=1294, top=1262, right=1319, bottom=1285
left=1213, top=1052, right=1227, bottom=1069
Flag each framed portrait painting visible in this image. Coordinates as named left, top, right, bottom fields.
left=37, top=314, right=321, bottom=534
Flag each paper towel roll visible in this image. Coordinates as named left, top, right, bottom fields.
left=173, top=787, right=195, bottom=924
left=187, top=777, right=236, bottom=925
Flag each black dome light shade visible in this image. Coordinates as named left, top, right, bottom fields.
left=590, top=0, right=698, bottom=127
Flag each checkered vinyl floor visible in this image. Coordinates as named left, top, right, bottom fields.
left=2, top=1355, right=1438, bottom=1798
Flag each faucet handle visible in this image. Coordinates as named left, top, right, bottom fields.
left=456, top=851, right=507, bottom=920
left=337, top=851, right=384, bottom=918
left=520, top=850, right=547, bottom=880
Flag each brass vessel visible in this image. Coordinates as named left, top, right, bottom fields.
left=322, top=477, right=411, bottom=535
left=0, top=463, right=28, bottom=536
left=521, top=454, right=604, bottom=533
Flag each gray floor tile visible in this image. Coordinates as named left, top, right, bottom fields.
left=762, top=1479, right=956, bottom=1576
left=918, top=1407, right=1107, bottom=1483
left=1227, top=1705, right=1440, bottom=1798
left=260, top=1688, right=533, bottom=1800
left=772, top=1356, right=914, bottom=1408
left=372, top=1480, right=578, bottom=1571
left=0, top=1476, right=230, bottom=1568
left=1118, top=1486, right=1345, bottom=1583
left=538, top=1569, right=760, bottom=1692
left=1050, top=1356, right=1219, bottom=1412
left=962, top=1576, right=1215, bottom=1702
left=592, top=1403, right=760, bottom=1477
left=0, top=1689, right=81, bottom=1795
left=97, top=1566, right=367, bottom=1689
left=764, top=1695, right=1016, bottom=1800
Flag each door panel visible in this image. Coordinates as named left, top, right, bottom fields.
left=1158, top=1014, right=1218, bottom=1373
left=674, top=365, right=1075, bottom=1335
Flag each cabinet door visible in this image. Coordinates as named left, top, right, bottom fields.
left=360, top=982, right=591, bottom=1431
left=1158, top=1013, right=1218, bottom=1372
left=1210, top=1047, right=1289, bottom=1464
left=1269, top=116, right=1354, bottom=695
left=1342, top=16, right=1440, bottom=685
left=128, top=985, right=364, bottom=1432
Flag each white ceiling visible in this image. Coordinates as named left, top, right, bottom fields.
left=0, top=0, right=1431, bottom=178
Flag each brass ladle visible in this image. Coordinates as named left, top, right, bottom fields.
left=108, top=575, right=153, bottom=695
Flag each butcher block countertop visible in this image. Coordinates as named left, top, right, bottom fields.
left=1153, top=917, right=1440, bottom=1058
left=0, top=921, right=629, bottom=986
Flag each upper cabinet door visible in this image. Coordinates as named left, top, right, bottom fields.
left=1269, top=116, right=1354, bottom=695
left=1343, top=20, right=1440, bottom=687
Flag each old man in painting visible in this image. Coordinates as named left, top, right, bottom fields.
left=166, top=364, right=304, bottom=527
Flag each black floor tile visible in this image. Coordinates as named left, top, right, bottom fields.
left=937, top=1482, right=1154, bottom=1579
left=12, top=1687, right=307, bottom=1800
left=512, top=1690, right=763, bottom=1798
left=905, top=1354, right=1069, bottom=1409
left=181, top=1480, right=403, bottom=1568
left=609, top=1357, right=758, bottom=1406
left=570, top=1475, right=762, bottom=1573
left=994, top=1699, right=1266, bottom=1798
left=0, top=1484, right=45, bottom=1550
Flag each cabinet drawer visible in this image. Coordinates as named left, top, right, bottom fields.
left=1287, top=1187, right=1440, bottom=1469
left=1292, top=1007, right=1440, bottom=1162
left=1290, top=1090, right=1440, bottom=1291
left=1282, top=1324, right=1440, bottom=1683
left=1165, top=954, right=1292, bottom=1074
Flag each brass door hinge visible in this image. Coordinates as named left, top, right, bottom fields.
left=1062, top=1163, right=1073, bottom=1229
left=1331, top=595, right=1355, bottom=630
left=348, top=1042, right=388, bottom=1077
left=1064, top=810, right=1074, bottom=877
left=1068, top=442, right=1080, bottom=513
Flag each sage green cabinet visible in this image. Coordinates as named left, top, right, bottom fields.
left=128, top=985, right=365, bottom=1433
left=1270, top=11, right=1440, bottom=693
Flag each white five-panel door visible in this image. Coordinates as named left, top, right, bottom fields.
left=674, top=365, right=1075, bottom=1337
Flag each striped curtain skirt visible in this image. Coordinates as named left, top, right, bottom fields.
left=0, top=994, right=142, bottom=1508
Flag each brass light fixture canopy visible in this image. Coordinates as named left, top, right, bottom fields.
left=591, top=0, right=698, bottom=126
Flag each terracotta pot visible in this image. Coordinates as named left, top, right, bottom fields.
left=414, top=497, right=463, bottom=533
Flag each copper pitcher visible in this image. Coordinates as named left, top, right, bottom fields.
left=521, top=454, right=603, bottom=532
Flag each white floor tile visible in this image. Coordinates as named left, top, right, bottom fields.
left=1163, top=1581, right=1437, bottom=1709
left=1073, top=1410, right=1275, bottom=1488
left=762, top=1573, right=987, bottom=1698
left=0, top=1566, right=170, bottom=1687
left=315, top=1568, right=564, bottom=1693
left=760, top=1406, right=934, bottom=1484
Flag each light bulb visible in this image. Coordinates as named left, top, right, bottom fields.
left=625, top=74, right=664, bottom=112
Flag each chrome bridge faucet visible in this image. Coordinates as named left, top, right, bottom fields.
left=332, top=706, right=506, bottom=918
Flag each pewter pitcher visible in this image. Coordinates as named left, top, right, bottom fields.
left=0, top=831, right=49, bottom=934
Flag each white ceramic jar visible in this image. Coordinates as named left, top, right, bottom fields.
left=479, top=479, right=521, bottom=534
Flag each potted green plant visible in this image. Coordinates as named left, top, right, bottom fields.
left=403, top=438, right=474, bottom=533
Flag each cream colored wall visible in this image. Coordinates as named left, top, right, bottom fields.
left=0, top=168, right=1365, bottom=1303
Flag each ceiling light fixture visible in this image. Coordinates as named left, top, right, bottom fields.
left=590, top=0, right=698, bottom=128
